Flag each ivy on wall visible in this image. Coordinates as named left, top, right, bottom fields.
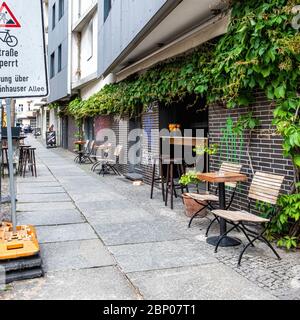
left=60, top=0, right=300, bottom=246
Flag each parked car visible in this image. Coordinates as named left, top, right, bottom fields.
left=23, top=125, right=33, bottom=134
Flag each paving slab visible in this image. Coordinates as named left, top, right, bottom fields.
left=77, top=200, right=138, bottom=214
left=16, top=182, right=61, bottom=188
left=17, top=187, right=65, bottom=194
left=85, top=208, right=156, bottom=224
left=36, top=223, right=98, bottom=243
left=93, top=219, right=186, bottom=246
left=70, top=192, right=127, bottom=203
left=128, top=265, right=277, bottom=300
left=17, top=176, right=57, bottom=183
left=17, top=193, right=71, bottom=203
left=40, top=239, right=115, bottom=272
left=17, top=202, right=77, bottom=212
left=1, top=267, right=138, bottom=300
left=109, top=239, right=216, bottom=273
left=17, top=209, right=85, bottom=226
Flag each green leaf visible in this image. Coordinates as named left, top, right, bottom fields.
left=293, top=155, right=300, bottom=167
left=274, top=85, right=286, bottom=99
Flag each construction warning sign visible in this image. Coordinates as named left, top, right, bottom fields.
left=0, top=2, right=21, bottom=28
left=0, top=0, right=48, bottom=98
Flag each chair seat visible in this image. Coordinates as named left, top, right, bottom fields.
left=212, top=210, right=270, bottom=223
left=186, top=193, right=219, bottom=202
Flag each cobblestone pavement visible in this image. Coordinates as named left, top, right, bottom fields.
left=0, top=136, right=299, bottom=300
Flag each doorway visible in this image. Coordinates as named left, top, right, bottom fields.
left=128, top=116, right=143, bottom=176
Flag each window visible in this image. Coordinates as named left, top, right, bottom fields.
left=59, top=0, right=64, bottom=20
left=87, top=21, right=93, bottom=60
left=58, top=44, right=62, bottom=72
left=19, top=104, right=23, bottom=112
left=104, top=0, right=112, bottom=22
left=50, top=52, right=55, bottom=78
left=52, top=3, right=56, bottom=30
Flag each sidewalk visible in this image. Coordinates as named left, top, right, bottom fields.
left=0, top=136, right=299, bottom=300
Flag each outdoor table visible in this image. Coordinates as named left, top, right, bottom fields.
left=197, top=171, right=248, bottom=247
left=74, top=141, right=86, bottom=164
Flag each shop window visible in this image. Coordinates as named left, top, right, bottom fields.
left=59, top=0, right=64, bottom=20
left=52, top=3, right=56, bottom=30
left=104, top=0, right=112, bottom=22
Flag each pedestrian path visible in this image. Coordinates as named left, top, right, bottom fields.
left=1, top=136, right=297, bottom=300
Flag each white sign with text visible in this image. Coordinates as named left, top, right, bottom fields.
left=0, top=0, right=48, bottom=98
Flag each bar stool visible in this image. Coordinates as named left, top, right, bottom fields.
left=165, top=158, right=189, bottom=210
left=150, top=155, right=166, bottom=201
left=1, top=147, right=8, bottom=178
left=18, top=145, right=30, bottom=176
left=22, top=147, right=37, bottom=177
left=28, top=148, right=37, bottom=177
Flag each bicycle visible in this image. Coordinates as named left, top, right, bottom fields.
left=0, top=30, right=18, bottom=47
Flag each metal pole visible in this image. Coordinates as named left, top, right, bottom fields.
left=0, top=99, right=3, bottom=210
left=5, top=98, right=17, bottom=233
left=0, top=100, right=2, bottom=207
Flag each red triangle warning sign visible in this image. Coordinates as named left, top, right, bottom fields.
left=0, top=2, right=21, bottom=28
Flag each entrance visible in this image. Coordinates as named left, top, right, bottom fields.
left=127, top=116, right=143, bottom=179
left=61, top=116, right=68, bottom=149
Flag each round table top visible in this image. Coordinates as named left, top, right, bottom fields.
left=74, top=141, right=86, bottom=145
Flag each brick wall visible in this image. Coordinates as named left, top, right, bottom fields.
left=209, top=91, right=295, bottom=211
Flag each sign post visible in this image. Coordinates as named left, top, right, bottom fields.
left=5, top=98, right=16, bottom=232
left=0, top=0, right=48, bottom=234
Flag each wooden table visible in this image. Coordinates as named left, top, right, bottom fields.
left=197, top=171, right=248, bottom=247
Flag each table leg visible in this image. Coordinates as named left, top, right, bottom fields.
left=78, top=145, right=82, bottom=164
left=206, top=182, right=241, bottom=247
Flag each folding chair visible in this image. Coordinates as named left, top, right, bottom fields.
left=212, top=172, right=285, bottom=266
left=91, top=143, right=112, bottom=172
left=74, top=140, right=89, bottom=164
left=82, top=140, right=95, bottom=164
left=99, top=145, right=123, bottom=177
left=186, top=162, right=243, bottom=228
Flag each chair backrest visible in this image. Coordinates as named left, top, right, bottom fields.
left=220, top=162, right=243, bottom=188
left=114, top=145, right=123, bottom=157
left=84, top=140, right=90, bottom=151
left=248, top=172, right=285, bottom=205
left=89, top=140, right=95, bottom=153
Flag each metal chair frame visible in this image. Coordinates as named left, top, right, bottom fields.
left=212, top=172, right=284, bottom=266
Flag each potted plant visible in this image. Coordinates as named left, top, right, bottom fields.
left=179, top=171, right=207, bottom=218
left=179, top=144, right=218, bottom=217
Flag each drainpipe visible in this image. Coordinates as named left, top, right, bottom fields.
left=76, top=32, right=81, bottom=81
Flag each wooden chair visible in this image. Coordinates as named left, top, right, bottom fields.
left=91, top=143, right=113, bottom=172
left=101, top=145, right=123, bottom=176
left=212, top=172, right=285, bottom=266
left=187, top=162, right=243, bottom=228
left=74, top=140, right=89, bottom=164
left=82, top=140, right=95, bottom=164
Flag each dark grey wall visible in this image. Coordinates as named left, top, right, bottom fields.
left=98, top=0, right=167, bottom=76
left=48, top=0, right=69, bottom=103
